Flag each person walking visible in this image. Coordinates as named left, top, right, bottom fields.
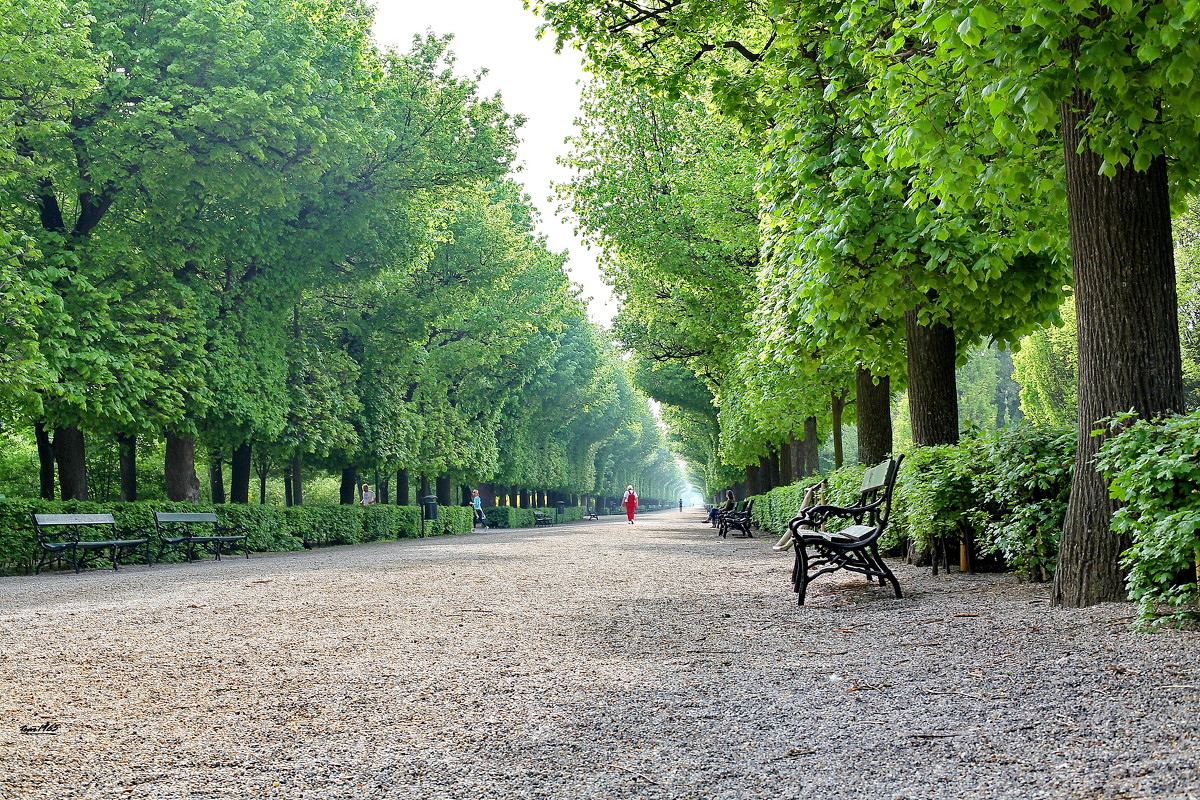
left=471, top=489, right=486, bottom=528
left=622, top=485, right=638, bottom=524
left=359, top=484, right=377, bottom=506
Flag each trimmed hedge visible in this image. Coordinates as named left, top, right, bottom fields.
left=482, top=506, right=585, bottom=528
left=0, top=500, right=470, bottom=575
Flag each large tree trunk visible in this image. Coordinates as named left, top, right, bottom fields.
left=164, top=433, right=200, bottom=503
left=780, top=439, right=794, bottom=487
left=802, top=416, right=820, bottom=477
left=292, top=453, right=303, bottom=506
left=435, top=476, right=452, bottom=506
left=831, top=389, right=848, bottom=469
left=744, top=464, right=760, bottom=497
left=856, top=367, right=893, bottom=464
left=35, top=423, right=55, bottom=500
left=905, top=308, right=959, bottom=446
left=54, top=426, right=88, bottom=501
left=396, top=469, right=409, bottom=506
left=230, top=443, right=252, bottom=504
left=210, top=456, right=226, bottom=504
left=1055, top=87, right=1183, bottom=607
left=340, top=467, right=357, bottom=505
left=117, top=433, right=137, bottom=502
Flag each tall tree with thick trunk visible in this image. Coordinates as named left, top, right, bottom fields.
left=856, top=368, right=892, bottom=465
left=1055, top=93, right=1183, bottom=606
left=165, top=433, right=200, bottom=503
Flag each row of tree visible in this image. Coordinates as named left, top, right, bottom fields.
left=0, top=0, right=682, bottom=509
left=533, top=0, right=1197, bottom=605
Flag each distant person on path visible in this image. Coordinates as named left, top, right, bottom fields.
left=472, top=489, right=486, bottom=528
left=679, top=499, right=683, bottom=513
left=707, top=490, right=735, bottom=527
left=622, top=485, right=638, bottom=524
left=360, top=484, right=377, bottom=506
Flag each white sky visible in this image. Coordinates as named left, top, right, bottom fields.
left=371, top=0, right=618, bottom=325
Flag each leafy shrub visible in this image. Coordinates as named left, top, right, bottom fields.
left=972, top=424, right=1074, bottom=579
left=362, top=505, right=421, bottom=540
left=1096, top=411, right=1200, bottom=625
left=485, top=506, right=536, bottom=528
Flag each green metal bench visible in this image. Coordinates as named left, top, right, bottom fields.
left=32, top=513, right=150, bottom=574
left=154, top=512, right=248, bottom=563
left=789, top=456, right=904, bottom=605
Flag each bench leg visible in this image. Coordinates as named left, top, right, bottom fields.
left=868, top=544, right=902, bottom=599
left=792, top=545, right=811, bottom=605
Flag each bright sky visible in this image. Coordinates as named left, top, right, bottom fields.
left=371, top=0, right=618, bottom=325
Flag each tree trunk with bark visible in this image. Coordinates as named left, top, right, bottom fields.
left=905, top=307, right=960, bottom=447
left=35, top=423, right=55, bottom=500
left=435, top=476, right=452, bottom=506
left=230, top=443, right=252, bottom=503
left=802, top=416, right=820, bottom=477
left=54, top=426, right=88, bottom=501
left=117, top=433, right=137, bottom=502
left=1055, top=86, right=1183, bottom=607
left=831, top=389, right=848, bottom=469
left=210, top=456, right=226, bottom=504
left=292, top=454, right=303, bottom=506
left=856, top=367, right=893, bottom=464
left=164, top=433, right=200, bottom=503
left=396, top=469, right=409, bottom=506
left=340, top=467, right=357, bottom=505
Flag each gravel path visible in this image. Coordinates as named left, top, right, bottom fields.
left=1, top=509, right=1197, bottom=800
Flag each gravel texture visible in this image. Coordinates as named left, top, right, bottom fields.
left=1, top=508, right=1198, bottom=800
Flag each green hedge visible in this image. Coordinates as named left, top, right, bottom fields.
left=1096, top=410, right=1200, bottom=625
left=0, top=500, right=474, bottom=574
left=485, top=506, right=536, bottom=528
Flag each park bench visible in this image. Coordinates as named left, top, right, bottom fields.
left=718, top=497, right=755, bottom=538
left=533, top=510, right=553, bottom=526
left=788, top=455, right=904, bottom=605
left=154, top=512, right=248, bottom=563
left=585, top=508, right=599, bottom=520
left=32, top=513, right=151, bottom=574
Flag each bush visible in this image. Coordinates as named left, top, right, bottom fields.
left=1096, top=411, right=1200, bottom=625
left=362, top=505, right=421, bottom=540
left=485, top=506, right=536, bottom=528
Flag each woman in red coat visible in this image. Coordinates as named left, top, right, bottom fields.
left=622, top=485, right=638, bottom=524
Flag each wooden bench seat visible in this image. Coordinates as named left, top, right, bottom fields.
left=789, top=456, right=904, bottom=604
left=32, top=513, right=150, bottom=574
left=154, top=512, right=248, bottom=563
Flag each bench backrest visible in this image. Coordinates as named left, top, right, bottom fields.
left=154, top=512, right=219, bottom=524
left=31, top=513, right=117, bottom=543
left=859, top=456, right=903, bottom=530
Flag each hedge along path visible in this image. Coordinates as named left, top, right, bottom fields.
left=1, top=509, right=1197, bottom=800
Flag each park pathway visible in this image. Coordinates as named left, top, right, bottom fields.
left=1, top=509, right=1198, bottom=800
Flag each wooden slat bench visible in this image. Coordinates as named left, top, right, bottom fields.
left=533, top=511, right=553, bottom=527
left=32, top=513, right=151, bottom=574
left=788, top=456, right=904, bottom=604
left=154, top=512, right=248, bottom=563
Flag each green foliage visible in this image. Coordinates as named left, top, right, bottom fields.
left=485, top=506, right=536, bottom=528
left=1013, top=301, right=1079, bottom=427
left=1096, top=411, right=1200, bottom=625
left=361, top=505, right=421, bottom=542
left=749, top=425, right=1074, bottom=579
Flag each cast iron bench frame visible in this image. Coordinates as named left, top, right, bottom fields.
left=788, top=455, right=904, bottom=605
left=718, top=497, right=755, bottom=538
left=533, top=510, right=553, bottom=526
left=153, top=512, right=248, bottom=563
left=32, top=513, right=151, bottom=574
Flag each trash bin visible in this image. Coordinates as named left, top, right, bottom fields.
left=422, top=495, right=439, bottom=521
left=556, top=500, right=566, bottom=519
